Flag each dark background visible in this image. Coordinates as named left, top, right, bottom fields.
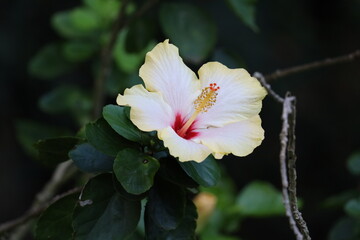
left=1, top=0, right=360, bottom=239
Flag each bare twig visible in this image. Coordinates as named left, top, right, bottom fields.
left=279, top=94, right=310, bottom=240
left=286, top=95, right=311, bottom=239
left=0, top=161, right=78, bottom=239
left=0, top=186, right=81, bottom=236
left=264, top=49, right=360, bottom=81
left=254, top=71, right=312, bottom=239
left=255, top=49, right=359, bottom=239
left=92, top=0, right=159, bottom=118
left=253, top=72, right=284, bottom=103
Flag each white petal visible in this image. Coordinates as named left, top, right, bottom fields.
left=158, top=127, right=212, bottom=163
left=139, top=40, right=200, bottom=117
left=198, top=115, right=265, bottom=158
left=117, top=84, right=173, bottom=132
left=196, top=62, right=267, bottom=128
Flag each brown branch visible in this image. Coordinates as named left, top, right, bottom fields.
left=264, top=49, right=360, bottom=82
left=0, top=187, right=81, bottom=236
left=254, top=70, right=311, bottom=239
left=286, top=94, right=311, bottom=239
left=0, top=161, right=78, bottom=238
left=253, top=72, right=284, bottom=103
left=92, top=0, right=159, bottom=118
left=279, top=95, right=301, bottom=240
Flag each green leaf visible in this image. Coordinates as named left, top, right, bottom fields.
left=235, top=181, right=285, bottom=217
left=52, top=11, right=88, bottom=39
left=158, top=157, right=198, bottom=188
left=28, top=43, right=72, bottom=79
left=159, top=2, right=217, bottom=64
left=179, top=155, right=220, bottom=187
left=73, top=174, right=141, bottom=240
left=85, top=118, right=134, bottom=157
left=38, top=85, right=92, bottom=125
left=322, top=190, right=359, bottom=209
left=35, top=193, right=78, bottom=240
left=35, top=137, right=81, bottom=167
left=345, top=198, right=360, bottom=218
left=112, top=175, right=147, bottom=201
left=225, top=0, right=258, bottom=32
left=103, top=104, right=150, bottom=144
left=83, top=0, right=120, bottom=21
left=145, top=178, right=186, bottom=230
left=347, top=152, right=360, bottom=176
left=70, top=7, right=102, bottom=33
left=114, top=148, right=160, bottom=195
left=329, top=217, right=360, bottom=240
left=145, top=198, right=197, bottom=240
left=15, top=120, right=71, bottom=157
left=62, top=40, right=96, bottom=62
left=113, top=30, right=155, bottom=73
left=69, top=143, right=114, bottom=173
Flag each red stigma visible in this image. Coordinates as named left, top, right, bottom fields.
left=209, top=83, right=220, bottom=91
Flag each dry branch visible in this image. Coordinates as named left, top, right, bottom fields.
left=264, top=49, right=360, bottom=81
left=0, top=161, right=78, bottom=238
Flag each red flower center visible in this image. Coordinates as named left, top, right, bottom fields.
left=172, top=113, right=199, bottom=140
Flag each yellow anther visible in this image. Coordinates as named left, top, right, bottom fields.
left=177, top=83, right=219, bottom=137
left=194, top=87, right=218, bottom=113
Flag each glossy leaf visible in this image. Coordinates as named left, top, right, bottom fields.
left=159, top=2, right=217, bottom=63
left=114, top=148, right=160, bottom=195
left=226, top=0, right=258, bottom=32
left=179, top=155, right=220, bottom=187
left=158, top=157, right=198, bottom=188
left=73, top=174, right=141, bottom=240
left=112, top=174, right=147, bottom=201
left=35, top=137, right=81, bottom=167
left=145, top=198, right=197, bottom=240
left=103, top=104, right=150, bottom=144
left=35, top=193, right=78, bottom=240
left=145, top=179, right=186, bottom=231
left=28, top=43, right=72, bottom=79
left=235, top=181, right=285, bottom=217
left=69, top=143, right=113, bottom=173
left=347, top=152, right=360, bottom=176
left=85, top=118, right=134, bottom=157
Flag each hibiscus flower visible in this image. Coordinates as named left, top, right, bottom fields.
left=117, top=40, right=267, bottom=162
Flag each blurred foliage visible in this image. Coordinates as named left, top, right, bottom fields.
left=325, top=153, right=360, bottom=240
